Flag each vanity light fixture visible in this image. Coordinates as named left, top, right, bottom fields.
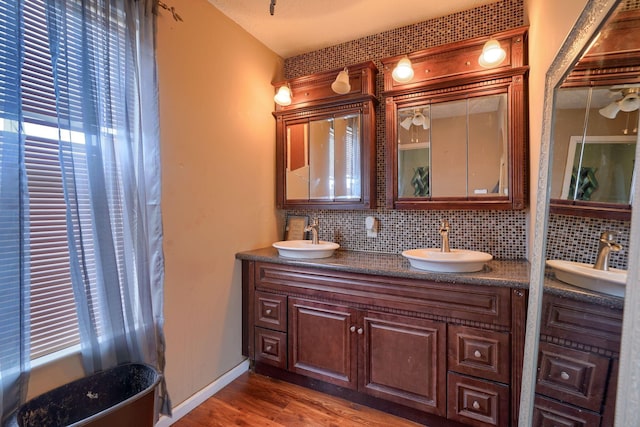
left=392, top=56, right=414, bottom=83
left=599, top=87, right=640, bottom=119
left=478, top=39, right=506, bottom=68
left=400, top=109, right=430, bottom=130
left=331, top=68, right=351, bottom=94
left=274, top=84, right=292, bottom=106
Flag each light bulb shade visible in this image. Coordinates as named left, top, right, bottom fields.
left=331, top=69, right=351, bottom=94
left=479, top=39, right=506, bottom=67
left=599, top=102, right=621, bottom=119
left=274, top=85, right=292, bottom=106
left=400, top=116, right=413, bottom=130
left=412, top=112, right=425, bottom=126
left=619, top=94, right=640, bottom=112
left=392, top=57, right=414, bottom=83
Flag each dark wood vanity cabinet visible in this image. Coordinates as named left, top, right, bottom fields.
left=242, top=260, right=527, bottom=427
left=533, top=294, right=623, bottom=427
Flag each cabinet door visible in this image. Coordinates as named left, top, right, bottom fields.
left=288, top=298, right=358, bottom=389
left=361, top=311, right=446, bottom=416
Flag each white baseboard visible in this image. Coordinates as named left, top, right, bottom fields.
left=156, top=359, right=250, bottom=427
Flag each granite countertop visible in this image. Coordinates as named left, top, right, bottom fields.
left=237, top=247, right=625, bottom=309
left=237, top=247, right=530, bottom=289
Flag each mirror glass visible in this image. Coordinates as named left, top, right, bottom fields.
left=395, top=92, right=508, bottom=200
left=286, top=112, right=362, bottom=202
left=552, top=86, right=638, bottom=205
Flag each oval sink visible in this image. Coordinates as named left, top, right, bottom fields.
left=401, top=248, right=493, bottom=273
left=273, top=240, right=340, bottom=259
left=546, top=259, right=627, bottom=297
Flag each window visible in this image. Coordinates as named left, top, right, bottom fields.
left=3, top=0, right=128, bottom=360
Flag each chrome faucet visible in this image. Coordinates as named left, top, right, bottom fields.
left=594, top=231, right=622, bottom=271
left=304, top=218, right=320, bottom=244
left=439, top=220, right=451, bottom=253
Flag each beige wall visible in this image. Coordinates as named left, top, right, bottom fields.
left=157, top=0, right=282, bottom=406
left=524, top=0, right=589, bottom=255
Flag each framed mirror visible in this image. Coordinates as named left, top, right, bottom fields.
left=520, top=1, right=640, bottom=425
left=382, top=27, right=528, bottom=210
left=274, top=61, right=377, bottom=209
left=549, top=7, right=640, bottom=220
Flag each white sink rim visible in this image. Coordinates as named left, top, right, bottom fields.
left=401, top=248, right=493, bottom=273
left=272, top=240, right=340, bottom=259
left=546, top=259, right=627, bottom=297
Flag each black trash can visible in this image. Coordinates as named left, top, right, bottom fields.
left=12, top=363, right=160, bottom=427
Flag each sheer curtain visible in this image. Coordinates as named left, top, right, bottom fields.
left=0, top=0, right=170, bottom=422
left=0, top=1, right=31, bottom=424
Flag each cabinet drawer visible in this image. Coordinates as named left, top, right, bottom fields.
left=447, top=373, right=509, bottom=427
left=255, top=327, right=287, bottom=369
left=533, top=395, right=601, bottom=427
left=541, top=294, right=622, bottom=352
left=255, top=291, right=287, bottom=332
left=536, top=342, right=609, bottom=412
left=448, top=325, right=510, bottom=383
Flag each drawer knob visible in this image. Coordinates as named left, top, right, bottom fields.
left=472, top=401, right=480, bottom=410
left=350, top=326, right=356, bottom=333
left=265, top=345, right=272, bottom=352
left=474, top=350, right=482, bottom=358
left=560, top=371, right=570, bottom=381
left=265, top=309, right=272, bottom=315
left=357, top=328, right=364, bottom=335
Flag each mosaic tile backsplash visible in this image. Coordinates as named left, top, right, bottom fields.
left=281, top=0, right=632, bottom=264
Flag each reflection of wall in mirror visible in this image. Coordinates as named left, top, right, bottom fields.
left=333, top=116, right=361, bottom=199
left=286, top=123, right=309, bottom=200
left=309, top=120, right=332, bottom=199
left=551, top=108, right=638, bottom=199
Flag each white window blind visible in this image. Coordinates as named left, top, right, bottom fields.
left=11, top=0, right=129, bottom=360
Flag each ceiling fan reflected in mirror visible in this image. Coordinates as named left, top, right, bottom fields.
left=599, top=86, right=640, bottom=118
left=400, top=108, right=430, bottom=130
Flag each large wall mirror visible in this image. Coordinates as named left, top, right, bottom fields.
left=520, top=1, right=640, bottom=425
left=382, top=27, right=528, bottom=210
left=274, top=61, right=377, bottom=209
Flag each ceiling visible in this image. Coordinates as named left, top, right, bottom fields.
left=206, top=0, right=501, bottom=58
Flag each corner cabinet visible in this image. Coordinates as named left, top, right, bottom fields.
left=241, top=260, right=527, bottom=427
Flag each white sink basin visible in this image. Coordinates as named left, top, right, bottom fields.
left=272, top=240, right=340, bottom=259
left=546, top=259, right=627, bottom=297
left=402, top=248, right=493, bottom=273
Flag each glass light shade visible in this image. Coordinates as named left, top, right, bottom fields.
left=392, top=57, right=414, bottom=83
left=331, top=69, right=351, bottom=94
left=619, top=94, right=640, bottom=112
left=479, top=39, right=506, bottom=67
left=274, top=85, right=292, bottom=106
left=599, top=102, right=621, bottom=119
left=412, top=112, right=426, bottom=126
left=400, top=116, right=413, bottom=130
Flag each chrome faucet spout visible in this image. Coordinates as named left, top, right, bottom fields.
left=304, top=218, right=320, bottom=244
left=594, top=231, right=622, bottom=271
left=439, top=220, right=451, bottom=253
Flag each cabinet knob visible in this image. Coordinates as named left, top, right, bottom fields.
left=265, top=345, right=272, bottom=352
left=265, top=309, right=272, bottom=315
left=357, top=328, right=364, bottom=335
left=560, top=371, right=570, bottom=381
left=474, top=350, right=482, bottom=358
left=350, top=326, right=356, bottom=333
left=472, top=401, right=480, bottom=410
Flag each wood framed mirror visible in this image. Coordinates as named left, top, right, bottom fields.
left=273, top=61, right=378, bottom=210
left=382, top=27, right=529, bottom=210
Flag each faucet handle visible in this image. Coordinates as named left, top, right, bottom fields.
left=600, top=230, right=620, bottom=241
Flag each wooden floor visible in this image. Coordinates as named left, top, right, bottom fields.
left=173, top=372, right=422, bottom=427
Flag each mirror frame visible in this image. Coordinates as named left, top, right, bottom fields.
left=519, top=1, right=640, bottom=425
left=382, top=27, right=529, bottom=210
left=273, top=61, right=378, bottom=210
